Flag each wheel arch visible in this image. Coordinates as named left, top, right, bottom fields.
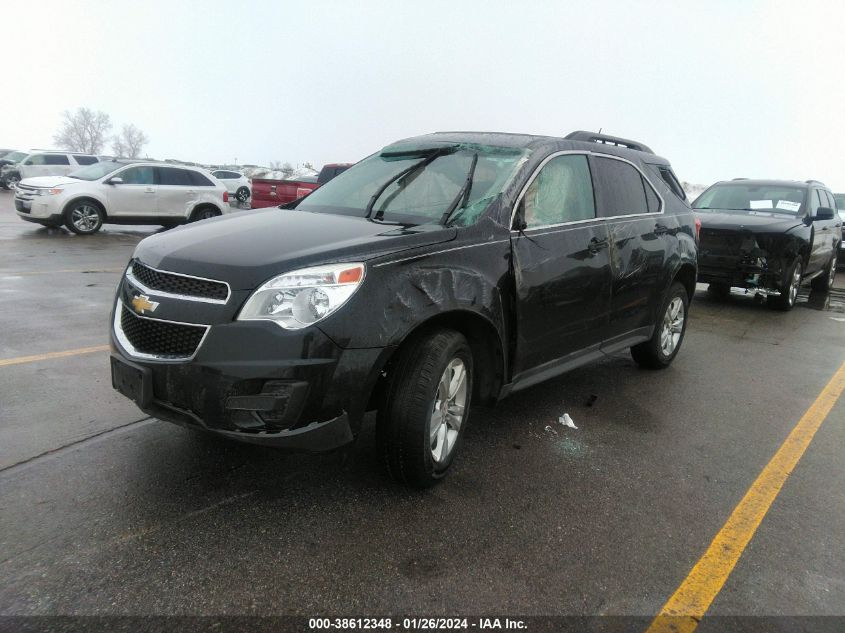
left=62, top=195, right=108, bottom=219
left=367, top=309, right=506, bottom=412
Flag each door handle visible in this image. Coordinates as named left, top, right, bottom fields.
left=144, top=187, right=155, bottom=193
left=654, top=223, right=670, bottom=235
left=588, top=237, right=608, bottom=253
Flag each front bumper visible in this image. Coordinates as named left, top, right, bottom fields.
left=110, top=303, right=386, bottom=452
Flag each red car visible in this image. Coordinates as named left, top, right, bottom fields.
left=251, top=163, right=351, bottom=209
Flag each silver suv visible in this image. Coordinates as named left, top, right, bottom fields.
left=15, top=160, right=232, bottom=234
left=1, top=150, right=99, bottom=189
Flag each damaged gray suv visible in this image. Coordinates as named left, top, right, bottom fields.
left=110, top=131, right=698, bottom=487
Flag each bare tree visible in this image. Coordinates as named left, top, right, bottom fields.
left=53, top=108, right=112, bottom=154
left=112, top=124, right=149, bottom=158
left=269, top=160, right=284, bottom=171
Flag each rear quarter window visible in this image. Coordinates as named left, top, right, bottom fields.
left=188, top=170, right=215, bottom=186
left=73, top=155, right=98, bottom=166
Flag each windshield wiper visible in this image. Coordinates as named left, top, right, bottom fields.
left=366, top=148, right=452, bottom=221
left=439, top=153, right=478, bottom=226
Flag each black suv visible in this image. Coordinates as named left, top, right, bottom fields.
left=110, top=131, right=698, bottom=487
left=693, top=179, right=842, bottom=309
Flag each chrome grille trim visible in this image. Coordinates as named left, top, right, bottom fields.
left=125, top=260, right=231, bottom=304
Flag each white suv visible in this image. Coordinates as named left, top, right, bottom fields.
left=15, top=160, right=232, bottom=235
left=210, top=169, right=251, bottom=203
left=1, top=151, right=99, bottom=190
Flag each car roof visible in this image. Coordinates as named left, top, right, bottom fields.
left=390, top=131, right=673, bottom=165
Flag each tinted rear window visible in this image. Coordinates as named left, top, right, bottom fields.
left=593, top=157, right=650, bottom=216
left=158, top=167, right=194, bottom=186
left=73, top=155, right=98, bottom=165
left=188, top=170, right=214, bottom=186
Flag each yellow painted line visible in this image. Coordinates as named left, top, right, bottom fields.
left=0, top=345, right=110, bottom=367
left=647, top=360, right=845, bottom=633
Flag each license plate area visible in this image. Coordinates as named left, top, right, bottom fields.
left=110, top=355, right=152, bottom=408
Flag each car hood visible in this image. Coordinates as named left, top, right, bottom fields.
left=19, top=176, right=83, bottom=188
left=695, top=208, right=804, bottom=234
left=134, top=208, right=457, bottom=290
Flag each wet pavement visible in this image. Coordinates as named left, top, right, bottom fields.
left=1, top=190, right=843, bottom=619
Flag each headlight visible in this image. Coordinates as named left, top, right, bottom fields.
left=36, top=188, right=63, bottom=196
left=237, top=263, right=365, bottom=329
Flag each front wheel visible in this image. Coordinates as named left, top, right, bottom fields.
left=377, top=329, right=473, bottom=488
left=631, top=281, right=689, bottom=369
left=4, top=173, right=21, bottom=190
left=64, top=200, right=104, bottom=235
left=768, top=257, right=803, bottom=310
left=810, top=251, right=837, bottom=292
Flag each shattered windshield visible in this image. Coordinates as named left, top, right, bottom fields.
left=2, top=151, right=27, bottom=164
left=693, top=183, right=806, bottom=215
left=296, top=144, right=528, bottom=227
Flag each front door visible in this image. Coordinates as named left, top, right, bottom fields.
left=107, top=165, right=158, bottom=217
left=511, top=153, right=612, bottom=376
left=807, top=189, right=833, bottom=274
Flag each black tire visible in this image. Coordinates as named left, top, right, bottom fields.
left=4, top=173, right=21, bottom=190
left=768, top=257, right=803, bottom=311
left=235, top=186, right=250, bottom=203
left=189, top=206, right=221, bottom=222
left=810, top=251, right=837, bottom=292
left=707, top=282, right=731, bottom=299
left=64, top=199, right=105, bottom=235
left=631, top=281, right=689, bottom=369
left=376, top=329, right=473, bottom=488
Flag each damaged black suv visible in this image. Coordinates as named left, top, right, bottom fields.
left=693, top=179, right=842, bottom=309
left=110, top=131, right=697, bottom=487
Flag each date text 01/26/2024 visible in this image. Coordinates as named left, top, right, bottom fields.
left=308, top=618, right=527, bottom=630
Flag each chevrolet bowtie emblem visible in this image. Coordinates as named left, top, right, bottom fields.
left=131, top=294, right=159, bottom=315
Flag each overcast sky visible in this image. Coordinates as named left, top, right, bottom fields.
left=5, top=0, right=844, bottom=189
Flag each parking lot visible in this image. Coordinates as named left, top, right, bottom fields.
left=1, top=188, right=844, bottom=625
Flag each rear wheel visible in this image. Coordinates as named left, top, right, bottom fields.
left=377, top=329, right=472, bottom=488
left=64, top=199, right=104, bottom=235
left=810, top=251, right=837, bottom=292
left=768, top=257, right=802, bottom=310
left=189, top=206, right=221, bottom=222
left=235, top=186, right=250, bottom=203
left=631, top=282, right=689, bottom=369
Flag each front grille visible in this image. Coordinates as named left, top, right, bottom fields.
left=130, top=260, right=229, bottom=302
left=120, top=306, right=207, bottom=358
left=700, top=229, right=744, bottom=254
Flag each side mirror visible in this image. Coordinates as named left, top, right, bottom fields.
left=512, top=201, right=528, bottom=231
left=109, top=177, right=124, bottom=185
left=814, top=206, right=835, bottom=221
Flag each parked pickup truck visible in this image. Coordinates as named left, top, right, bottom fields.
left=251, top=163, right=352, bottom=209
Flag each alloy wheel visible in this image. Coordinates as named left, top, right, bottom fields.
left=71, top=204, right=100, bottom=233
left=659, top=297, right=685, bottom=357
left=788, top=263, right=802, bottom=306
left=429, top=358, right=468, bottom=465
left=829, top=254, right=837, bottom=289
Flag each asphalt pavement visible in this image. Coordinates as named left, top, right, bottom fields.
left=1, top=191, right=843, bottom=624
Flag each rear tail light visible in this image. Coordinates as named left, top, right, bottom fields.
left=694, top=217, right=701, bottom=242
left=223, top=191, right=229, bottom=203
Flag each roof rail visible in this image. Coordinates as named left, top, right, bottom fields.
left=732, top=177, right=748, bottom=180
left=564, top=131, right=654, bottom=154
left=805, top=179, right=826, bottom=186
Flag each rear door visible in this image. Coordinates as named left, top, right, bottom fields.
left=591, top=155, right=669, bottom=343
left=107, top=165, right=157, bottom=217
left=511, top=152, right=612, bottom=375
left=156, top=167, right=197, bottom=218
